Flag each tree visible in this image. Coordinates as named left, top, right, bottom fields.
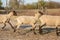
left=0, top=0, right=4, bottom=10
left=9, top=0, right=25, bottom=10
left=38, top=0, right=47, bottom=13
left=25, top=3, right=38, bottom=9
left=18, top=0, right=25, bottom=9
left=9, top=0, right=19, bottom=10
left=0, top=0, right=2, bottom=7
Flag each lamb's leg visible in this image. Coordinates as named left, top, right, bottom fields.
left=21, top=24, right=36, bottom=35
left=39, top=26, right=42, bottom=34
left=33, top=27, right=36, bottom=34
left=16, top=23, right=23, bottom=29
left=14, top=23, right=22, bottom=32
left=16, top=25, right=20, bottom=29
left=31, top=24, right=36, bottom=34
left=8, top=21, right=16, bottom=32
left=2, top=23, right=6, bottom=29
left=56, top=27, right=59, bottom=36
left=39, top=23, right=46, bottom=34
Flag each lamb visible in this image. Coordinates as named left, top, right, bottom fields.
left=12, top=10, right=43, bottom=34
left=0, top=10, right=17, bottom=32
left=38, top=11, right=60, bottom=35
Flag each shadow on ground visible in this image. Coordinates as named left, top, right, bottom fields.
left=41, top=28, right=56, bottom=34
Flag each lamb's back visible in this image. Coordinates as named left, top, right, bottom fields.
left=39, top=15, right=60, bottom=26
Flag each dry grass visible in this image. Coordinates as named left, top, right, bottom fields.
left=47, top=9, right=60, bottom=16
left=1, top=24, right=60, bottom=40
left=16, top=9, right=60, bottom=16
left=0, top=27, right=59, bottom=40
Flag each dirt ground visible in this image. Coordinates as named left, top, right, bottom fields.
left=0, top=9, right=60, bottom=40
left=0, top=25, right=60, bottom=40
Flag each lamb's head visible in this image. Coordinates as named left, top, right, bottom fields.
left=38, top=11, right=44, bottom=16
left=12, top=11, right=17, bottom=16
left=8, top=10, right=17, bottom=16
left=35, top=11, right=44, bottom=19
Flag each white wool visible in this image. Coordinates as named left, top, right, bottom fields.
left=39, top=15, right=60, bottom=26
left=0, top=11, right=14, bottom=23
left=12, top=11, right=40, bottom=29
left=17, top=16, right=36, bottom=24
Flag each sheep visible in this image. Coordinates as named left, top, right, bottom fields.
left=11, top=10, right=43, bottom=34
left=38, top=11, right=60, bottom=35
left=0, top=10, right=17, bottom=32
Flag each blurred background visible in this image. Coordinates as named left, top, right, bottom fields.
left=1, top=0, right=60, bottom=9
left=0, top=0, right=60, bottom=16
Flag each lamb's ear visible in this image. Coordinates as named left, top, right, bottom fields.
left=38, top=11, right=44, bottom=15
left=13, top=11, right=17, bottom=16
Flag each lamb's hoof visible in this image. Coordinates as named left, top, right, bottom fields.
left=39, top=31, right=43, bottom=35
left=56, top=32, right=60, bottom=36
left=56, top=32, right=59, bottom=36
left=2, top=27, right=4, bottom=29
left=39, top=32, right=42, bottom=34
left=30, top=29, right=33, bottom=31
left=14, top=29, right=16, bottom=32
left=1, top=28, right=5, bottom=31
left=34, top=32, right=37, bottom=35
left=22, top=33, right=26, bottom=35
